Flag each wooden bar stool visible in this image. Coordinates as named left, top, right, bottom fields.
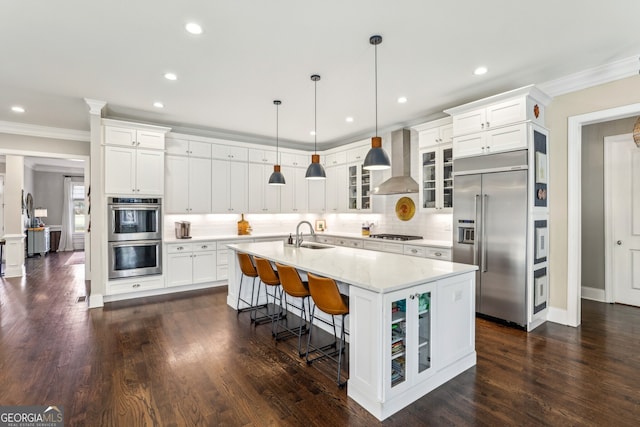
left=306, top=272, right=350, bottom=388
left=253, top=257, right=284, bottom=335
left=235, top=253, right=265, bottom=317
left=274, top=263, right=311, bottom=357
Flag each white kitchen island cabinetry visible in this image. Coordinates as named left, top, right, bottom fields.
left=225, top=241, right=476, bottom=421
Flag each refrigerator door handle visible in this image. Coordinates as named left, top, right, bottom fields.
left=482, top=194, right=488, bottom=272
left=473, top=194, right=480, bottom=266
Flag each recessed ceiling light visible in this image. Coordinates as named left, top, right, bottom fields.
left=473, top=66, right=488, bottom=75
left=310, top=131, right=316, bottom=136
left=397, top=97, right=407, bottom=104
left=164, top=72, right=177, bottom=81
left=185, top=22, right=203, bottom=35
left=153, top=101, right=164, bottom=108
left=11, top=106, right=25, bottom=113
left=346, top=117, right=354, bottom=123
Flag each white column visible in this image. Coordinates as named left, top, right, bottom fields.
left=4, top=155, right=26, bottom=277
left=85, top=98, right=106, bottom=308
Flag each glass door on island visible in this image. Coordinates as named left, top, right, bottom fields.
left=391, top=298, right=407, bottom=387
left=390, top=290, right=432, bottom=389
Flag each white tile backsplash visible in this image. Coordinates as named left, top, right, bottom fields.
left=165, top=196, right=452, bottom=242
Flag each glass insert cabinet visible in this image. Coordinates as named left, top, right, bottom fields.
left=419, top=146, right=453, bottom=211
left=386, top=283, right=435, bottom=395
left=348, top=164, right=371, bottom=211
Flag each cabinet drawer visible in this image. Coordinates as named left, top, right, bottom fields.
left=335, top=238, right=363, bottom=248
left=364, top=241, right=403, bottom=254
left=193, top=242, right=215, bottom=252
left=108, top=276, right=164, bottom=295
left=424, top=247, right=452, bottom=261
left=404, top=245, right=427, bottom=257
left=167, top=243, right=193, bottom=253
left=315, top=235, right=336, bottom=245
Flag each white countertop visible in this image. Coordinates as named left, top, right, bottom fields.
left=165, top=231, right=452, bottom=248
left=227, top=241, right=475, bottom=294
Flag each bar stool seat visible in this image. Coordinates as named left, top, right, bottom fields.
left=306, top=272, right=350, bottom=388
left=236, top=253, right=265, bottom=317
left=275, top=263, right=311, bottom=356
left=253, top=257, right=285, bottom=335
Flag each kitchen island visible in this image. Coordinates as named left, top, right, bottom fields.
left=226, top=241, right=477, bottom=420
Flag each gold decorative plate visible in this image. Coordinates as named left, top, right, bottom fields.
left=395, top=197, right=416, bottom=221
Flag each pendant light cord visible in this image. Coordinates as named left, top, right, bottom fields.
left=375, top=41, right=378, bottom=138
left=314, top=78, right=317, bottom=154
left=276, top=103, right=279, bottom=154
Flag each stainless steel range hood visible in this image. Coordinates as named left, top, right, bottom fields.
left=372, top=128, right=419, bottom=195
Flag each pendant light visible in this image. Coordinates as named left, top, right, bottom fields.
left=268, top=100, right=286, bottom=185
left=363, top=34, right=391, bottom=171
left=305, top=74, right=326, bottom=180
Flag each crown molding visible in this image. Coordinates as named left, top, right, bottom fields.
left=539, top=55, right=639, bottom=98
left=0, top=120, right=89, bottom=142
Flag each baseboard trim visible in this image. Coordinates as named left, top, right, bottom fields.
left=546, top=307, right=571, bottom=326
left=581, top=286, right=606, bottom=302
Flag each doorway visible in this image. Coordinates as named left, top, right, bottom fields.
left=568, top=102, right=640, bottom=326
left=604, top=133, right=640, bottom=306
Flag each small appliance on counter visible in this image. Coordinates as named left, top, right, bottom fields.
left=175, top=221, right=191, bottom=239
left=237, top=214, right=252, bottom=235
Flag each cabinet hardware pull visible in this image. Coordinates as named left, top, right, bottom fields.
left=409, top=294, right=415, bottom=299
left=132, top=283, right=141, bottom=288
left=486, top=121, right=490, bottom=127
left=411, top=249, right=417, bottom=253
left=481, top=123, right=484, bottom=129
left=435, top=252, right=442, bottom=256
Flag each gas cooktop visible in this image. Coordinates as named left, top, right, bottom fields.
left=369, top=234, right=423, bottom=241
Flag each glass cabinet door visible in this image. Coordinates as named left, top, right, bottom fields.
left=417, top=291, right=431, bottom=374
left=442, top=147, right=453, bottom=209
left=361, top=165, right=371, bottom=210
left=348, top=165, right=358, bottom=210
left=390, top=298, right=407, bottom=388
left=422, top=151, right=436, bottom=209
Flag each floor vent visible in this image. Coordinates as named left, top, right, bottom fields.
left=76, top=296, right=87, bottom=303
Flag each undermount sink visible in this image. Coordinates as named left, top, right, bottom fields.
left=299, top=242, right=334, bottom=250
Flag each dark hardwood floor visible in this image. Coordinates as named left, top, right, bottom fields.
left=1, top=252, right=639, bottom=426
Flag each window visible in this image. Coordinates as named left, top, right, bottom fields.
left=72, top=183, right=85, bottom=233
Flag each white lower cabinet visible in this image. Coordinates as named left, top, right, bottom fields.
left=167, top=242, right=216, bottom=287
left=363, top=240, right=404, bottom=254
left=216, top=239, right=248, bottom=280
left=348, top=272, right=475, bottom=421
left=334, top=237, right=363, bottom=249
left=107, top=275, right=164, bottom=295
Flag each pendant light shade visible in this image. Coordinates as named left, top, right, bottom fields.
left=268, top=100, right=286, bottom=185
left=363, top=35, right=391, bottom=171
left=634, top=116, right=640, bottom=148
left=306, top=74, right=326, bottom=180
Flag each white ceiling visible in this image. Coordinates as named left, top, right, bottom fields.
left=1, top=1, right=639, bottom=149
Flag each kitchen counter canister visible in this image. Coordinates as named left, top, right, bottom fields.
left=225, top=240, right=477, bottom=420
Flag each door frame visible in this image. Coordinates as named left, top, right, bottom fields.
left=567, top=102, right=640, bottom=326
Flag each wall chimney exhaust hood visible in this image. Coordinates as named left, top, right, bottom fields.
left=372, top=128, right=419, bottom=195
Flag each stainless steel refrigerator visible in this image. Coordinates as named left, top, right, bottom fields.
left=453, top=150, right=528, bottom=326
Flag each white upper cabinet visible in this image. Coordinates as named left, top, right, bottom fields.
left=248, top=148, right=277, bottom=164
left=418, top=124, right=453, bottom=148
left=324, top=151, right=347, bottom=166
left=280, top=152, right=308, bottom=168
left=445, top=85, right=550, bottom=159
left=165, top=155, right=212, bottom=214
left=166, top=138, right=211, bottom=158
left=211, top=143, right=249, bottom=161
left=211, top=158, right=248, bottom=213
left=248, top=163, right=280, bottom=213
left=103, top=120, right=169, bottom=196
left=280, top=166, right=308, bottom=213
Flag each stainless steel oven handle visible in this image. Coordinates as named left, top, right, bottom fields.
left=482, top=194, right=488, bottom=273
left=110, top=204, right=160, bottom=211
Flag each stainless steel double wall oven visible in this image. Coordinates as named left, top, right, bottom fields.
left=108, top=197, right=162, bottom=279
